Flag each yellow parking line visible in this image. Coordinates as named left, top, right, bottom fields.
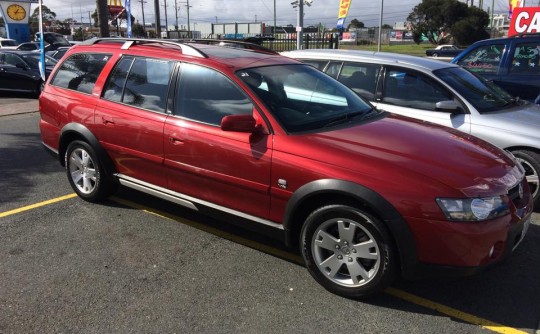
left=0, top=194, right=530, bottom=334
left=0, top=193, right=78, bottom=218
left=385, top=288, right=527, bottom=334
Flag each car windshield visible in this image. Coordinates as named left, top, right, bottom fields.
left=434, top=67, right=516, bottom=113
left=20, top=54, right=58, bottom=68
left=237, top=64, right=378, bottom=132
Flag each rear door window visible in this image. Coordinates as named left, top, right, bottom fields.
left=102, top=56, right=176, bottom=113
left=337, top=62, right=380, bottom=101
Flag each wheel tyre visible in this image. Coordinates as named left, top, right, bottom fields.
left=35, top=80, right=44, bottom=97
left=512, top=150, right=540, bottom=210
left=65, top=140, right=116, bottom=202
left=300, top=204, right=396, bottom=298
left=432, top=53, right=438, bottom=57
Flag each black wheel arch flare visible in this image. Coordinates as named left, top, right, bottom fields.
left=59, top=123, right=117, bottom=180
left=282, top=179, right=419, bottom=277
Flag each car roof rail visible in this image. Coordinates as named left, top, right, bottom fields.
left=79, top=37, right=208, bottom=58
left=511, top=32, right=540, bottom=38
left=180, top=39, right=279, bottom=55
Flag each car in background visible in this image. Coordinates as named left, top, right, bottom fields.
left=452, top=33, right=540, bottom=103
left=16, top=42, right=41, bottom=51
left=45, top=46, right=71, bottom=60
left=34, top=32, right=71, bottom=51
left=0, top=50, right=57, bottom=96
left=425, top=44, right=463, bottom=58
left=38, top=38, right=532, bottom=298
left=281, top=49, right=540, bottom=209
left=0, top=38, right=17, bottom=49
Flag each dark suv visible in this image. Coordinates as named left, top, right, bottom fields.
left=452, top=33, right=540, bottom=103
left=39, top=38, right=533, bottom=298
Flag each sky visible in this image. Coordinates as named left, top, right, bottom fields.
left=30, top=0, right=512, bottom=29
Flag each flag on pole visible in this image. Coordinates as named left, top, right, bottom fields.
left=126, top=0, right=132, bottom=37
left=509, top=0, right=524, bottom=19
left=337, top=0, right=352, bottom=30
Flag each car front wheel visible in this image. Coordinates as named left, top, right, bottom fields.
left=513, top=150, right=540, bottom=210
left=300, top=204, right=396, bottom=298
left=65, top=140, right=116, bottom=202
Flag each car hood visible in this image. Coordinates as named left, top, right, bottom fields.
left=487, top=102, right=540, bottom=126
left=281, top=114, right=522, bottom=197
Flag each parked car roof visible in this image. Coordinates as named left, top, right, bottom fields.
left=282, top=49, right=454, bottom=71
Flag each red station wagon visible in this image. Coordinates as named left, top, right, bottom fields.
left=39, top=38, right=533, bottom=298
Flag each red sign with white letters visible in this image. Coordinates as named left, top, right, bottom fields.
left=508, top=7, right=540, bottom=36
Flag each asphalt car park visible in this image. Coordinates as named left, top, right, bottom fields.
left=1, top=109, right=539, bottom=332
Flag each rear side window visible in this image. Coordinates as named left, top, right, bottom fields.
left=337, top=62, right=380, bottom=101
left=51, top=53, right=111, bottom=94
left=102, top=56, right=175, bottom=113
left=509, top=42, right=540, bottom=75
left=455, top=44, right=504, bottom=75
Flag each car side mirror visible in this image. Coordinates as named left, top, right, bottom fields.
left=220, top=114, right=257, bottom=133
left=435, top=100, right=460, bottom=112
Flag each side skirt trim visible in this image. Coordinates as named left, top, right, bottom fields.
left=116, top=174, right=284, bottom=231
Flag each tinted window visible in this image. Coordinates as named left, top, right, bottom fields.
left=122, top=58, right=175, bottom=112
left=102, top=56, right=134, bottom=103
left=456, top=44, right=505, bottom=74
left=302, top=60, right=328, bottom=70
left=175, top=63, right=253, bottom=125
left=383, top=69, right=453, bottom=111
left=337, top=63, right=380, bottom=100
left=509, top=42, right=540, bottom=75
left=51, top=53, right=111, bottom=94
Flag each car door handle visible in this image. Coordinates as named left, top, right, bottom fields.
left=102, top=116, right=115, bottom=125
left=168, top=137, right=184, bottom=145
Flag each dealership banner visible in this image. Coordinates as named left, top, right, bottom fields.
left=509, top=0, right=524, bottom=18
left=337, top=0, right=352, bottom=30
left=508, top=7, right=540, bottom=36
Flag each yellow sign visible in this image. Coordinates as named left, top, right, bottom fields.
left=338, top=0, right=352, bottom=19
left=6, top=3, right=26, bottom=20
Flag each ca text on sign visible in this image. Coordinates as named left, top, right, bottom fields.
left=509, top=7, right=540, bottom=36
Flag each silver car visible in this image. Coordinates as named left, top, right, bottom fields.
left=282, top=49, right=540, bottom=209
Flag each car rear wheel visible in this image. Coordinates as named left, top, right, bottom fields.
left=65, top=140, right=116, bottom=202
left=300, top=204, right=396, bottom=298
left=513, top=150, right=540, bottom=209
left=432, top=53, right=438, bottom=57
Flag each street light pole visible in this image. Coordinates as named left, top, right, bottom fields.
left=377, top=0, right=383, bottom=52
left=297, top=0, right=303, bottom=49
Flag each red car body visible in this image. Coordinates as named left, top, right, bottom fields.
left=39, top=39, right=533, bottom=297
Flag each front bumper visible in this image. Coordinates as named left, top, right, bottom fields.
left=401, top=180, right=533, bottom=280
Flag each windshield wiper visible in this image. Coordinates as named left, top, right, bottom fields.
left=323, top=110, right=370, bottom=128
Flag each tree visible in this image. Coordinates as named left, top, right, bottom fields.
left=347, top=19, right=364, bottom=30
left=29, top=5, right=57, bottom=35
left=132, top=23, right=145, bottom=37
left=450, top=6, right=489, bottom=45
left=407, top=0, right=473, bottom=45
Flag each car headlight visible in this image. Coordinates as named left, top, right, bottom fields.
left=436, top=197, right=509, bottom=222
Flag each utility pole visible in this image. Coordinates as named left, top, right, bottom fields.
left=140, top=0, right=147, bottom=35
left=174, top=0, right=179, bottom=31
left=96, top=0, right=110, bottom=37
left=184, top=0, right=191, bottom=38
left=154, top=0, right=161, bottom=37
left=162, top=0, right=168, bottom=33
left=297, top=0, right=303, bottom=49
